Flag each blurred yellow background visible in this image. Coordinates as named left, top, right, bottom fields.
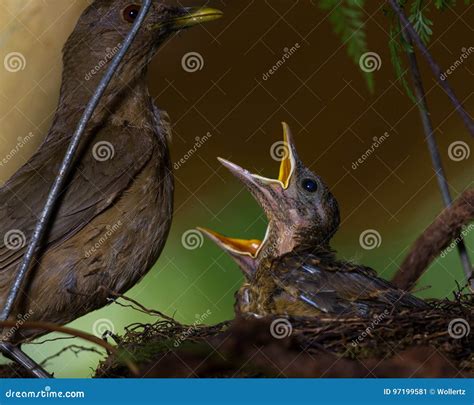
left=0, top=0, right=472, bottom=377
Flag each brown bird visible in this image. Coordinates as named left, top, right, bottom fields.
left=0, top=0, right=222, bottom=344
left=200, top=123, right=427, bottom=318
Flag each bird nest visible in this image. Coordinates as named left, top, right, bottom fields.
left=95, top=291, right=473, bottom=378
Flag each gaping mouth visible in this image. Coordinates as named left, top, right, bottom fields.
left=197, top=227, right=262, bottom=258
left=217, top=122, right=296, bottom=190
left=199, top=123, right=297, bottom=259
left=164, top=7, right=224, bottom=29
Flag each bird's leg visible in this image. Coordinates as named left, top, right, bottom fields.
left=0, top=342, right=52, bottom=378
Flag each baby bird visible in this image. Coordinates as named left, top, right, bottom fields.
left=200, top=123, right=427, bottom=318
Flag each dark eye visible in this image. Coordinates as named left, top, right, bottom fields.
left=302, top=179, right=318, bottom=193
left=123, top=4, right=141, bottom=23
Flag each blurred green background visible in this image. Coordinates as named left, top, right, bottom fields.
left=0, top=0, right=472, bottom=377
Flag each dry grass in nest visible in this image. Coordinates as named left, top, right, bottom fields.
left=95, top=292, right=473, bottom=378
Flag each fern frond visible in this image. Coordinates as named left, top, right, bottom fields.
left=408, top=0, right=433, bottom=44
left=318, top=0, right=373, bottom=91
left=388, top=23, right=417, bottom=103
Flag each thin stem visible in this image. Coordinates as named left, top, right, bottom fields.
left=400, top=27, right=473, bottom=291
left=388, top=0, right=474, bottom=137
left=0, top=320, right=139, bottom=376
left=0, top=0, right=153, bottom=322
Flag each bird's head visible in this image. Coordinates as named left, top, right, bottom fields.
left=217, top=123, right=340, bottom=258
left=61, top=0, right=222, bottom=96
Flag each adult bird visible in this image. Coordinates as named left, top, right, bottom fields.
left=0, top=0, right=222, bottom=360
left=200, top=123, right=427, bottom=318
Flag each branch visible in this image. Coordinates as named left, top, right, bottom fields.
left=392, top=189, right=474, bottom=291
left=0, top=320, right=139, bottom=376
left=387, top=0, right=474, bottom=137
left=398, top=25, right=473, bottom=287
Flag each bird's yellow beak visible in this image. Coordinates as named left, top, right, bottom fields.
left=162, top=7, right=223, bottom=30
left=277, top=122, right=297, bottom=189
left=218, top=122, right=297, bottom=190
left=198, top=227, right=261, bottom=258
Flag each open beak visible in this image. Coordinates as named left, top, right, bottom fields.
left=158, top=7, right=223, bottom=30
left=197, top=227, right=261, bottom=258
left=197, top=227, right=261, bottom=278
left=218, top=122, right=297, bottom=193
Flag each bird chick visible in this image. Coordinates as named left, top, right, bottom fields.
left=200, top=123, right=427, bottom=318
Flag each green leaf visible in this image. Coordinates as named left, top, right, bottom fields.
left=318, top=0, right=374, bottom=92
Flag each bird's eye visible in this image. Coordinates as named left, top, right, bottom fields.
left=301, top=178, right=318, bottom=193
left=123, top=4, right=141, bottom=23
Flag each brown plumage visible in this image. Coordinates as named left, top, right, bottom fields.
left=201, top=123, right=427, bottom=318
left=0, top=0, right=222, bottom=342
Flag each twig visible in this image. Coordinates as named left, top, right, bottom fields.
left=0, top=0, right=154, bottom=322
left=392, top=189, right=474, bottom=291
left=398, top=27, right=473, bottom=289
left=387, top=0, right=474, bottom=137
left=40, top=345, right=103, bottom=367
left=103, top=288, right=175, bottom=322
left=0, top=320, right=139, bottom=376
